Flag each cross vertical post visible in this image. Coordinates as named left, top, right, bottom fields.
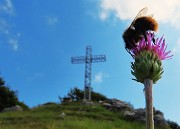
left=84, top=46, right=92, bottom=101
left=71, top=45, right=106, bottom=101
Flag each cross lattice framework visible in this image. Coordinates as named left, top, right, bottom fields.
left=71, top=46, right=106, bottom=101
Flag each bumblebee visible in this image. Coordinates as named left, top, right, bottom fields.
left=122, top=7, right=158, bottom=52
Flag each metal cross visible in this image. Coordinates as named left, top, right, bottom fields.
left=71, top=46, right=106, bottom=101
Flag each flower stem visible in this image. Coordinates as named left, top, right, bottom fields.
left=144, top=79, right=154, bottom=129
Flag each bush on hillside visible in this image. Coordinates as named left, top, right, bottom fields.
left=167, top=120, right=180, bottom=129
left=91, top=90, right=107, bottom=101
left=62, top=87, right=107, bottom=102
left=67, top=87, right=84, bottom=101
left=0, top=77, right=29, bottom=111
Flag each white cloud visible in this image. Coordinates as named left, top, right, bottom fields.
left=27, top=72, right=45, bottom=82
left=0, top=0, right=20, bottom=51
left=172, top=39, right=180, bottom=55
left=0, top=19, right=20, bottom=51
left=45, top=16, right=59, bottom=25
left=0, top=17, right=21, bottom=51
left=0, top=19, right=9, bottom=34
left=99, top=0, right=180, bottom=28
left=0, top=0, right=14, bottom=14
left=93, top=72, right=109, bottom=83
left=8, top=38, right=19, bottom=51
left=99, top=11, right=108, bottom=21
left=94, top=72, right=103, bottom=83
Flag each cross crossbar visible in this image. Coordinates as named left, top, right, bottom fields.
left=71, top=55, right=106, bottom=64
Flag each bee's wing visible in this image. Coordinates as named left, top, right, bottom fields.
left=135, top=7, right=148, bottom=19
left=147, top=14, right=154, bottom=17
left=130, top=7, right=148, bottom=28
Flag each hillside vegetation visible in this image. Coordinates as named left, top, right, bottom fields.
left=0, top=86, right=179, bottom=129
left=0, top=77, right=28, bottom=111
left=0, top=101, right=172, bottom=129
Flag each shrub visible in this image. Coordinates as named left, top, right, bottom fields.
left=63, top=87, right=107, bottom=102
left=167, top=120, right=180, bottom=129
left=0, top=77, right=28, bottom=111
left=68, top=87, right=84, bottom=101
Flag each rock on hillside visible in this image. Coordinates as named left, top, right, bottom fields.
left=100, top=98, right=167, bottom=127
left=2, top=105, right=23, bottom=112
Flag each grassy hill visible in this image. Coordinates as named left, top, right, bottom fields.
left=0, top=101, right=172, bottom=129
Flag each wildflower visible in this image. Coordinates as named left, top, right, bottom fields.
left=130, top=32, right=173, bottom=60
left=130, top=31, right=173, bottom=84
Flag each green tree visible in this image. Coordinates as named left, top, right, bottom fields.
left=91, top=91, right=107, bottom=101
left=0, top=77, right=28, bottom=111
left=68, top=87, right=84, bottom=101
left=66, top=87, right=107, bottom=102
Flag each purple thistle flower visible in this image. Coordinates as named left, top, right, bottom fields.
left=130, top=32, right=173, bottom=60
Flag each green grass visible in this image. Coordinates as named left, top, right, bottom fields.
left=0, top=102, right=171, bottom=129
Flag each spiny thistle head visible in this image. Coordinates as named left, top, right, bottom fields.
left=130, top=32, right=173, bottom=60
left=130, top=31, right=173, bottom=84
left=131, top=50, right=163, bottom=84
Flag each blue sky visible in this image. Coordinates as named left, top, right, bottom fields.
left=0, top=0, right=180, bottom=124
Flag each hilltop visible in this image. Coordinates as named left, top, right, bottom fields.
left=0, top=87, right=179, bottom=129
left=0, top=100, right=179, bottom=129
